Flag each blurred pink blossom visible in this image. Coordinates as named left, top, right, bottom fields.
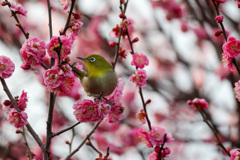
left=59, top=0, right=70, bottom=10
left=222, top=51, right=234, bottom=72
left=9, top=2, right=27, bottom=16
left=70, top=21, right=83, bottom=36
left=138, top=128, right=153, bottom=148
left=228, top=148, right=240, bottom=160
left=0, top=55, right=15, bottom=79
left=222, top=37, right=240, bottom=58
left=148, top=126, right=174, bottom=146
left=136, top=109, right=147, bottom=125
left=187, top=98, right=208, bottom=110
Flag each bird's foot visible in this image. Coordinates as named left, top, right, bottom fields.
left=93, top=92, right=104, bottom=103
left=93, top=92, right=115, bottom=106
left=103, top=97, right=115, bottom=106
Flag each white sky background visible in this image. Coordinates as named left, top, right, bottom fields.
left=0, top=0, right=239, bottom=160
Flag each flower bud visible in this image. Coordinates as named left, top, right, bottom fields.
left=3, top=100, right=11, bottom=106
left=132, top=37, right=139, bottom=43
left=119, top=13, right=126, bottom=19
left=146, top=99, right=151, bottom=104
left=215, top=15, right=224, bottom=23
left=16, top=130, right=23, bottom=134
left=214, top=30, right=223, bottom=37
left=21, top=63, right=31, bottom=70
left=154, top=146, right=161, bottom=153
left=109, top=41, right=117, bottom=48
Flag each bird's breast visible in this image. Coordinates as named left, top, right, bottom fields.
left=82, top=70, right=118, bottom=97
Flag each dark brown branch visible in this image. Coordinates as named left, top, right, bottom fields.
left=45, top=92, right=56, bottom=158
left=86, top=138, right=101, bottom=154
left=52, top=122, right=81, bottom=137
left=65, top=119, right=103, bottom=159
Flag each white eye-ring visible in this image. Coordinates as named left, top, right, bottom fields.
left=89, top=57, right=96, bottom=63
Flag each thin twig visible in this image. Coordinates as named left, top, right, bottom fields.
left=159, top=134, right=167, bottom=160
left=112, top=0, right=129, bottom=69
left=22, top=127, right=33, bottom=159
left=4, top=0, right=29, bottom=39
left=52, top=122, right=81, bottom=137
left=86, top=138, right=101, bottom=154
left=139, top=87, right=152, bottom=131
left=65, top=119, right=103, bottom=160
left=69, top=129, right=75, bottom=153
left=196, top=105, right=230, bottom=157
left=62, top=0, right=76, bottom=35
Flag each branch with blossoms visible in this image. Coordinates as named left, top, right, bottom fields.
left=108, top=0, right=175, bottom=159
left=187, top=98, right=230, bottom=157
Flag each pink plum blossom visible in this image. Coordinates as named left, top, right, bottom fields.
left=0, top=56, right=15, bottom=79
left=70, top=21, right=83, bottom=36
left=18, top=90, right=28, bottom=111
left=73, top=99, right=111, bottom=123
left=106, top=105, right=124, bottom=123
left=46, top=35, right=72, bottom=60
left=43, top=66, right=64, bottom=91
left=187, top=98, right=208, bottom=110
left=129, top=69, right=147, bottom=87
left=9, top=2, right=27, bottom=16
left=138, top=126, right=174, bottom=148
left=131, top=53, right=149, bottom=69
left=222, top=37, right=240, bottom=58
left=59, top=0, right=70, bottom=10
left=228, top=149, right=240, bottom=160
left=148, top=152, right=159, bottom=160
left=94, top=133, right=124, bottom=155
left=8, top=108, right=28, bottom=128
left=138, top=128, right=153, bottom=148
left=148, top=126, right=174, bottom=146
left=20, top=37, right=46, bottom=66
left=59, top=75, right=75, bottom=94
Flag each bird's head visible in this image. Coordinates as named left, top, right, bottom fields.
left=77, top=54, right=113, bottom=73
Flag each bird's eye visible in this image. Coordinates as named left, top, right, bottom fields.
left=89, top=57, right=96, bottom=63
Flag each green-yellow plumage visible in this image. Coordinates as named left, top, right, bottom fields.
left=71, top=54, right=118, bottom=97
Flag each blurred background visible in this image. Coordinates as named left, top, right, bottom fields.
left=0, top=0, right=240, bottom=159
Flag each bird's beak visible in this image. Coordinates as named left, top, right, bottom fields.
left=77, top=57, right=88, bottom=61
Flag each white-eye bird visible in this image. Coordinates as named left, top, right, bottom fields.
left=71, top=54, right=118, bottom=97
